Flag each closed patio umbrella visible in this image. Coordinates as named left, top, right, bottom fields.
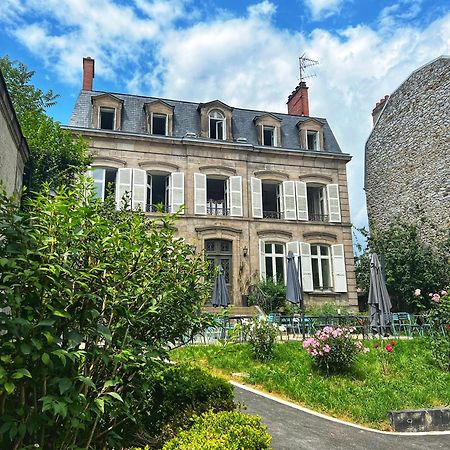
left=286, top=251, right=305, bottom=338
left=368, top=253, right=392, bottom=336
left=211, top=265, right=230, bottom=308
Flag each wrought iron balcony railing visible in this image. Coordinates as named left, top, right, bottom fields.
left=146, top=204, right=171, bottom=213
left=308, top=213, right=329, bottom=222
left=207, top=205, right=230, bottom=216
left=263, top=210, right=282, bottom=219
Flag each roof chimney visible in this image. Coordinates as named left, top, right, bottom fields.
left=82, top=57, right=95, bottom=91
left=287, top=81, right=309, bottom=116
left=371, top=95, right=389, bottom=126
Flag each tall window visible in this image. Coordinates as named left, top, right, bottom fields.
left=262, top=182, right=282, bottom=219
left=92, top=168, right=117, bottom=200
left=209, top=110, right=225, bottom=140
left=307, top=186, right=328, bottom=221
left=264, top=242, right=285, bottom=283
left=99, top=108, right=115, bottom=130
left=311, top=245, right=332, bottom=290
left=207, top=177, right=228, bottom=215
left=152, top=114, right=167, bottom=135
left=307, top=130, right=319, bottom=150
left=147, top=173, right=170, bottom=212
left=262, top=126, right=276, bottom=146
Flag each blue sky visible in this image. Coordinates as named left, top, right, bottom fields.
left=1, top=0, right=449, bottom=232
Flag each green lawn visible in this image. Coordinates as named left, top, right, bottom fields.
left=172, top=339, right=450, bottom=430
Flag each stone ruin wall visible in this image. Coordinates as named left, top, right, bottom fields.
left=365, top=57, right=450, bottom=248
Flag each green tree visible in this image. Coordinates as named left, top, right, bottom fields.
left=0, top=180, right=213, bottom=449
left=0, top=56, right=89, bottom=195
left=355, top=219, right=449, bottom=311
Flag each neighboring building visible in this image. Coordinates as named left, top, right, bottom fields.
left=0, top=69, right=29, bottom=198
left=365, top=56, right=450, bottom=247
left=67, top=57, right=357, bottom=308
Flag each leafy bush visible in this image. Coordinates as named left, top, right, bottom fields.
left=143, top=364, right=235, bottom=444
left=305, top=302, right=346, bottom=317
left=425, top=289, right=450, bottom=371
left=162, top=410, right=272, bottom=450
left=248, top=279, right=286, bottom=313
left=0, top=182, right=212, bottom=449
left=303, top=326, right=369, bottom=374
left=243, top=318, right=279, bottom=361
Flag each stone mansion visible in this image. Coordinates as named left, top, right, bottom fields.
left=67, top=57, right=357, bottom=308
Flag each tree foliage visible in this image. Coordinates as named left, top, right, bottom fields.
left=355, top=219, right=450, bottom=311
left=0, top=55, right=90, bottom=195
left=0, top=181, right=213, bottom=449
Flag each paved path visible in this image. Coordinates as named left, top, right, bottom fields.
left=233, top=383, right=449, bottom=450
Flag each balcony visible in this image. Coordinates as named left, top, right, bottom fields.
left=207, top=202, right=229, bottom=216
left=263, top=210, right=282, bottom=219
left=308, top=213, right=329, bottom=222
left=146, top=204, right=171, bottom=213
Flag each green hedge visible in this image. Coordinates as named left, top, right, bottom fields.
left=162, top=410, right=272, bottom=450
left=143, top=364, right=235, bottom=443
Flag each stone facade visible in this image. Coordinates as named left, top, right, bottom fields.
left=365, top=56, right=450, bottom=246
left=67, top=58, right=357, bottom=309
left=0, top=70, right=29, bottom=198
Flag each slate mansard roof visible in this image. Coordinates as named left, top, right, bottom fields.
left=69, top=90, right=343, bottom=154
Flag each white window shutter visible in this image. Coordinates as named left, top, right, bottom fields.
left=251, top=177, right=263, bottom=218
left=132, top=168, right=147, bottom=211
left=259, top=240, right=266, bottom=280
left=194, top=173, right=207, bottom=215
left=115, top=168, right=132, bottom=210
left=327, top=184, right=341, bottom=222
left=229, top=176, right=243, bottom=216
left=295, top=181, right=308, bottom=221
left=299, top=242, right=313, bottom=292
left=331, top=244, right=347, bottom=292
left=283, top=181, right=296, bottom=220
left=286, top=241, right=300, bottom=272
left=170, top=172, right=184, bottom=214
left=92, top=168, right=105, bottom=201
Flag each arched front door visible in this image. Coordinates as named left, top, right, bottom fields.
left=205, top=239, right=233, bottom=304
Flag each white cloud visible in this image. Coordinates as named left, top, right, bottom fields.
left=303, top=0, right=343, bottom=21
left=1, top=0, right=450, bottom=231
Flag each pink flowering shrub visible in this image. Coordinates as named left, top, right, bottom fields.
left=425, top=289, right=450, bottom=372
left=303, top=326, right=369, bottom=374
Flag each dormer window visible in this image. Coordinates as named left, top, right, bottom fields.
left=297, top=119, right=324, bottom=151
left=144, top=100, right=174, bottom=136
left=254, top=113, right=282, bottom=147
left=307, top=130, right=319, bottom=150
left=100, top=107, right=115, bottom=130
left=91, top=94, right=123, bottom=130
left=263, top=126, right=276, bottom=146
left=152, top=113, right=167, bottom=135
left=209, top=110, right=225, bottom=140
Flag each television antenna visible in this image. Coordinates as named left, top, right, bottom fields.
left=299, top=53, right=319, bottom=82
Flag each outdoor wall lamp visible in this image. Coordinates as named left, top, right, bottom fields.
left=243, top=246, right=248, bottom=257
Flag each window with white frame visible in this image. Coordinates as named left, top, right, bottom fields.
left=194, top=173, right=242, bottom=216
left=99, top=107, right=115, bottom=130
left=307, top=185, right=328, bottom=221
left=261, top=181, right=283, bottom=219
left=311, top=245, right=333, bottom=290
left=91, top=167, right=117, bottom=201
left=115, top=168, right=184, bottom=213
left=260, top=242, right=285, bottom=283
left=307, top=130, right=319, bottom=150
left=262, top=126, right=276, bottom=146
left=209, top=110, right=225, bottom=140
left=151, top=113, right=167, bottom=135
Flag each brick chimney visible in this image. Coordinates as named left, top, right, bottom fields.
left=372, top=95, right=389, bottom=125
left=82, top=57, right=95, bottom=91
left=287, top=81, right=309, bottom=116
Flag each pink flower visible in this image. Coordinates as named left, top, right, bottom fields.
left=429, top=293, right=433, bottom=297
left=323, top=344, right=331, bottom=353
left=322, top=326, right=333, bottom=335
left=363, top=347, right=370, bottom=353
left=433, top=293, right=440, bottom=303
left=355, top=341, right=362, bottom=349
left=385, top=345, right=393, bottom=352
left=441, top=290, right=447, bottom=296
left=332, top=329, right=342, bottom=337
